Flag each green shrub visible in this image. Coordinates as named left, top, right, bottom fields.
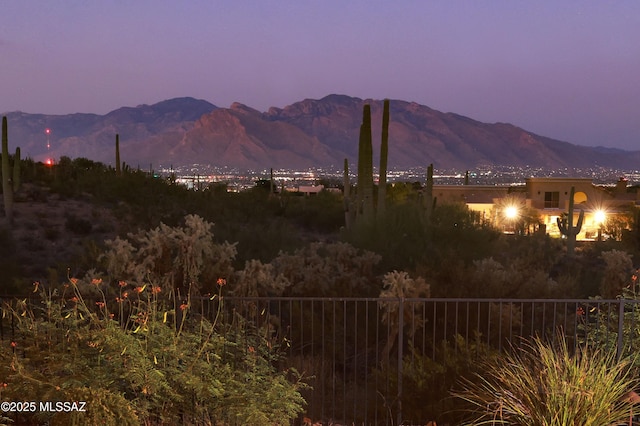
left=0, top=277, right=306, bottom=425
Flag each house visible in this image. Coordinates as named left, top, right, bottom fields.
left=431, top=177, right=639, bottom=240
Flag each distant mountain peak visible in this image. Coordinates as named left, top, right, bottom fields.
left=4, top=94, right=639, bottom=170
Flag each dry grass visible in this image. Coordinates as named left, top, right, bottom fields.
left=453, top=334, right=640, bottom=425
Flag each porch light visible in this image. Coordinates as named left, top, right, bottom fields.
left=504, top=205, right=519, bottom=220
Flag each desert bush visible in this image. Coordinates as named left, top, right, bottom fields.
left=453, top=334, right=639, bottom=425
left=272, top=241, right=381, bottom=297
left=100, top=214, right=236, bottom=296
left=374, top=335, right=497, bottom=425
left=581, top=268, right=640, bottom=363
left=0, top=277, right=306, bottom=425
left=600, top=249, right=635, bottom=298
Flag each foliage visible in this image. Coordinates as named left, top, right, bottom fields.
left=100, top=214, right=236, bottom=296
left=600, top=249, right=635, bottom=298
left=378, top=270, right=431, bottom=363
left=0, top=276, right=306, bottom=425
left=272, top=241, right=381, bottom=297
left=375, top=335, right=498, bottom=425
left=1, top=116, right=14, bottom=225
left=453, top=334, right=639, bottom=425
left=581, top=266, right=640, bottom=361
left=0, top=228, right=23, bottom=296
left=231, top=259, right=290, bottom=297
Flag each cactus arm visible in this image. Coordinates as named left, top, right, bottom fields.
left=575, top=209, right=584, bottom=233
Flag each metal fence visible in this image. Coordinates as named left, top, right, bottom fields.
left=210, top=297, right=640, bottom=425
left=3, top=297, right=640, bottom=425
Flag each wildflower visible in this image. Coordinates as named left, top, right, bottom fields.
left=70, top=296, right=79, bottom=303
left=217, top=278, right=227, bottom=286
left=152, top=286, right=161, bottom=294
left=135, top=285, right=145, bottom=293
left=118, top=280, right=127, bottom=287
left=248, top=346, right=255, bottom=353
left=109, top=313, right=115, bottom=319
left=122, top=291, right=129, bottom=299
left=96, top=301, right=105, bottom=308
left=1, top=383, right=7, bottom=388
left=179, top=303, right=189, bottom=311
left=70, top=277, right=78, bottom=285
left=91, top=278, right=102, bottom=286
left=10, top=341, right=16, bottom=348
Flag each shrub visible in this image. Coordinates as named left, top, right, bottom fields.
left=453, top=334, right=639, bottom=425
left=0, top=277, right=306, bottom=425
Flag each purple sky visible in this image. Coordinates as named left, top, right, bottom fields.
left=1, top=1, right=639, bottom=150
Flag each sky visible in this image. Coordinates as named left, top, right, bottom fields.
left=1, top=1, right=639, bottom=150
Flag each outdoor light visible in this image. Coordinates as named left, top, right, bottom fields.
left=504, top=205, right=519, bottom=219
left=594, top=209, right=606, bottom=224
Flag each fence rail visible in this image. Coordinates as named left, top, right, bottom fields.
left=3, top=297, right=640, bottom=425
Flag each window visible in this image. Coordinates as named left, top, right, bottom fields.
left=544, top=191, right=559, bottom=208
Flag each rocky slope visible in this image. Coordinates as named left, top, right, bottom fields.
left=3, top=95, right=639, bottom=170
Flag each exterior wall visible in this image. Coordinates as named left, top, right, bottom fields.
left=525, top=178, right=607, bottom=210
left=432, top=185, right=511, bottom=204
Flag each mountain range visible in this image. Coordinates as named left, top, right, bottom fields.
left=3, top=95, right=639, bottom=171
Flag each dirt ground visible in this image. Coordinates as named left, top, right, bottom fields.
left=2, top=183, right=122, bottom=286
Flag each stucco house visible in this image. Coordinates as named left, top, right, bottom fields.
left=432, top=177, right=638, bottom=240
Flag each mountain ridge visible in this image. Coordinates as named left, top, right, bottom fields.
left=3, top=95, right=639, bottom=171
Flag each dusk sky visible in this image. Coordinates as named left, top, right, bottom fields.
left=1, top=1, right=639, bottom=150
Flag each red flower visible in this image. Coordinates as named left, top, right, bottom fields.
left=217, top=278, right=227, bottom=287
left=179, top=303, right=189, bottom=311
left=118, top=280, right=127, bottom=287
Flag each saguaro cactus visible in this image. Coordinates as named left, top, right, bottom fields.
left=424, top=163, right=436, bottom=223
left=377, top=99, right=390, bottom=217
left=115, top=134, right=121, bottom=176
left=13, top=147, right=21, bottom=193
left=357, top=104, right=374, bottom=222
left=557, top=186, right=584, bottom=256
left=1, top=116, right=13, bottom=225
left=343, top=158, right=352, bottom=229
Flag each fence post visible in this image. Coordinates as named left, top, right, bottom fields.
left=617, top=300, right=625, bottom=361
left=397, top=298, right=403, bottom=426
